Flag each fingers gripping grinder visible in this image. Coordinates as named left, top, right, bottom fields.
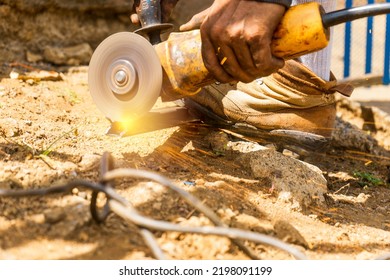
left=88, top=1, right=390, bottom=134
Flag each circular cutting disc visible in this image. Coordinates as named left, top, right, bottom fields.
left=88, top=32, right=162, bottom=122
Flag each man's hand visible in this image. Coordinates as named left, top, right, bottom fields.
left=182, top=0, right=286, bottom=83
left=131, top=0, right=179, bottom=24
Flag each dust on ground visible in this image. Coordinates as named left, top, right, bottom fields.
left=0, top=66, right=389, bottom=260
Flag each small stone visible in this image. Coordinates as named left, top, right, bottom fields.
left=24, top=120, right=32, bottom=126
left=328, top=171, right=355, bottom=181
left=44, top=43, right=93, bottom=65
left=9, top=71, right=19, bottom=79
left=337, top=232, right=350, bottom=241
left=181, top=141, right=195, bottom=152
left=152, top=202, right=162, bottom=210
left=332, top=117, right=376, bottom=152
left=16, top=70, right=62, bottom=82
left=227, top=141, right=266, bottom=153
left=205, top=131, right=230, bottom=154
left=161, top=242, right=178, bottom=255
left=0, top=118, right=21, bottom=137
left=357, top=193, right=370, bottom=203
left=48, top=203, right=91, bottom=237
left=26, top=79, right=35, bottom=85
left=44, top=209, right=66, bottom=224
left=78, top=232, right=89, bottom=242
left=30, top=214, right=45, bottom=224
left=26, top=51, right=43, bottom=63
left=78, top=154, right=100, bottom=170
left=238, top=148, right=327, bottom=211
left=282, top=148, right=300, bottom=159
left=273, top=220, right=310, bottom=249
left=375, top=206, right=387, bottom=214
left=217, top=208, right=237, bottom=224
left=0, top=85, right=6, bottom=95
left=195, top=178, right=205, bottom=185
left=72, top=188, right=79, bottom=195
left=231, top=214, right=274, bottom=235
left=77, top=192, right=88, bottom=199
left=328, top=193, right=371, bottom=205
left=25, top=153, right=33, bottom=160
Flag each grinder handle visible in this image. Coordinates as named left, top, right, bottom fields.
left=155, top=2, right=330, bottom=97
left=271, top=2, right=329, bottom=58
left=135, top=0, right=173, bottom=44
left=137, top=0, right=162, bottom=27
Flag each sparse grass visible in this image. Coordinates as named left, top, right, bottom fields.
left=55, top=86, right=81, bottom=105
left=41, top=127, right=78, bottom=156
left=1, top=122, right=79, bottom=158
left=68, top=88, right=81, bottom=105
left=353, top=171, right=385, bottom=187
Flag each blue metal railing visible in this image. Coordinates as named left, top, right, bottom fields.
left=344, top=0, right=353, bottom=78
left=343, top=0, right=390, bottom=85
left=365, top=0, right=375, bottom=74
left=384, top=0, right=390, bottom=84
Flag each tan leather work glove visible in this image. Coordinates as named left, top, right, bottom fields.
left=130, top=0, right=179, bottom=24
left=180, top=0, right=286, bottom=84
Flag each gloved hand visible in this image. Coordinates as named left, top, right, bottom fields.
left=130, top=0, right=179, bottom=24
left=180, top=0, right=286, bottom=84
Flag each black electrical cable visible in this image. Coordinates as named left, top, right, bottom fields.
left=322, top=3, right=390, bottom=28
left=90, top=152, right=114, bottom=223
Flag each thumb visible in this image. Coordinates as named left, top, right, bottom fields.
left=179, top=8, right=209, bottom=31
left=130, top=13, right=140, bottom=25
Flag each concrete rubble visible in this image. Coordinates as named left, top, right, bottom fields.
left=205, top=133, right=328, bottom=211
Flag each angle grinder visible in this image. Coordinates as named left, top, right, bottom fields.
left=88, top=1, right=390, bottom=134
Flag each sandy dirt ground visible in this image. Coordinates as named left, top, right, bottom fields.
left=0, top=66, right=389, bottom=260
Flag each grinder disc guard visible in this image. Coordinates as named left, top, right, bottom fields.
left=88, top=32, right=162, bottom=122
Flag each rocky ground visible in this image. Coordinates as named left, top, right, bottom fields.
left=0, top=0, right=389, bottom=260
left=0, top=65, right=389, bottom=260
